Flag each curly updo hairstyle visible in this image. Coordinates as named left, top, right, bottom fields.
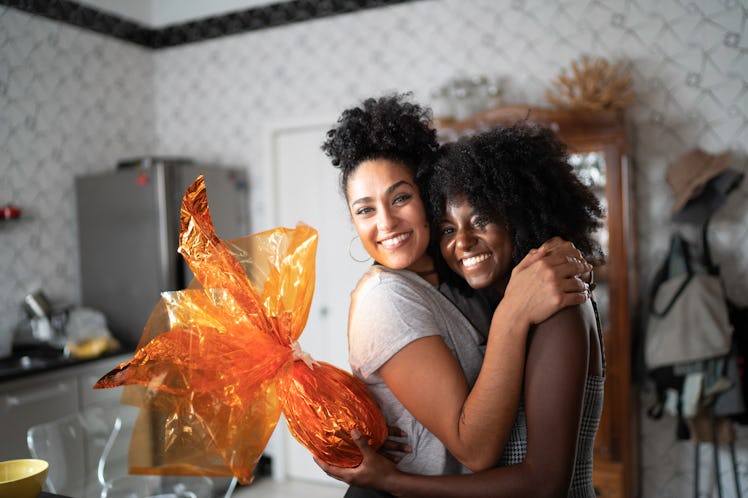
left=422, top=122, right=605, bottom=268
left=321, top=93, right=439, bottom=198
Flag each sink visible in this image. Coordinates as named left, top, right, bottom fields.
left=10, top=355, right=55, bottom=369
left=0, top=343, right=128, bottom=382
left=0, top=344, right=70, bottom=380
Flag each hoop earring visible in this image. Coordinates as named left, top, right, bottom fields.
left=348, top=235, right=372, bottom=263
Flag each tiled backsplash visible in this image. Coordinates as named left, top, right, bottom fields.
left=0, top=9, right=156, bottom=338
left=1, top=0, right=747, bottom=495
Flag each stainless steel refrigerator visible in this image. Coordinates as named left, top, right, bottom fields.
left=75, top=160, right=249, bottom=349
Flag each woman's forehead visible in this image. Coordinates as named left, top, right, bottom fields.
left=347, top=159, right=415, bottom=191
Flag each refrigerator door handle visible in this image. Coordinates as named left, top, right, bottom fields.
left=155, top=164, right=172, bottom=292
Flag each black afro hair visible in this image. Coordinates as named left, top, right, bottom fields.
left=422, top=122, right=605, bottom=268
left=321, top=93, right=439, bottom=197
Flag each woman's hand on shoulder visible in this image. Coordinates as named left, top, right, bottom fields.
left=503, top=237, right=591, bottom=326
left=315, top=429, right=402, bottom=493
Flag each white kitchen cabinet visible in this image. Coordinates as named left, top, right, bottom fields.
left=0, top=353, right=129, bottom=461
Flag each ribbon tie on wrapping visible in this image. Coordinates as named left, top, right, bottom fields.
left=291, top=341, right=317, bottom=369
left=95, top=175, right=387, bottom=484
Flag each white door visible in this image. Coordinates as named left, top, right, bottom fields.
left=270, top=120, right=371, bottom=484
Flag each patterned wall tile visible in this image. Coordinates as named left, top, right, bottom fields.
left=1, top=0, right=746, bottom=495
left=0, top=7, right=155, bottom=341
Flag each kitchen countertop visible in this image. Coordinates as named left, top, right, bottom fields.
left=0, top=344, right=131, bottom=383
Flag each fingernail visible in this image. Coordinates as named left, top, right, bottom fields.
left=351, top=429, right=362, bottom=438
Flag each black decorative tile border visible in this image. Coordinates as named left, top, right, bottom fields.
left=0, top=0, right=418, bottom=48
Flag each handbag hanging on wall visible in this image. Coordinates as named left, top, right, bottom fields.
left=644, top=219, right=733, bottom=370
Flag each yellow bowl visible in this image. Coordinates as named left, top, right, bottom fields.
left=0, top=459, right=48, bottom=498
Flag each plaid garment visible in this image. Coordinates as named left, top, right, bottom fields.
left=497, top=301, right=605, bottom=498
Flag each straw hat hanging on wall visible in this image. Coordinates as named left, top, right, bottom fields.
left=666, top=148, right=732, bottom=214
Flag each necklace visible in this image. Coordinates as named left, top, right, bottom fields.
left=413, top=268, right=437, bottom=277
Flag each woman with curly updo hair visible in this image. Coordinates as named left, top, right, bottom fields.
left=321, top=122, right=605, bottom=497
left=323, top=94, right=438, bottom=198
left=318, top=93, right=592, bottom=497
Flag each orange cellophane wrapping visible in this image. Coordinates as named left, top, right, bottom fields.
left=94, top=175, right=387, bottom=484
left=278, top=360, right=389, bottom=467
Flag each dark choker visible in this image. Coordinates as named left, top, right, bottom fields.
left=414, top=268, right=437, bottom=277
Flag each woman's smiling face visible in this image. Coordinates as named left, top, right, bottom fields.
left=439, top=194, right=513, bottom=291
left=346, top=159, right=432, bottom=272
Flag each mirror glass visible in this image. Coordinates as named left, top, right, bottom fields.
left=569, top=151, right=609, bottom=333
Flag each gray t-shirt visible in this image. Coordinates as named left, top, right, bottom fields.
left=348, top=265, right=485, bottom=476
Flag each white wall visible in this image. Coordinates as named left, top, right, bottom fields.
left=0, top=9, right=156, bottom=337
left=71, top=0, right=279, bottom=28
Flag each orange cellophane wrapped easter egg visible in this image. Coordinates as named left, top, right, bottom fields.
left=278, top=359, right=389, bottom=467
left=94, top=175, right=387, bottom=484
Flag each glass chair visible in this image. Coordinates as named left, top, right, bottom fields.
left=27, top=404, right=119, bottom=497
left=26, top=403, right=231, bottom=498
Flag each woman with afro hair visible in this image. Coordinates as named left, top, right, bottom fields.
left=318, top=122, right=606, bottom=497
left=318, top=93, right=593, bottom=497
